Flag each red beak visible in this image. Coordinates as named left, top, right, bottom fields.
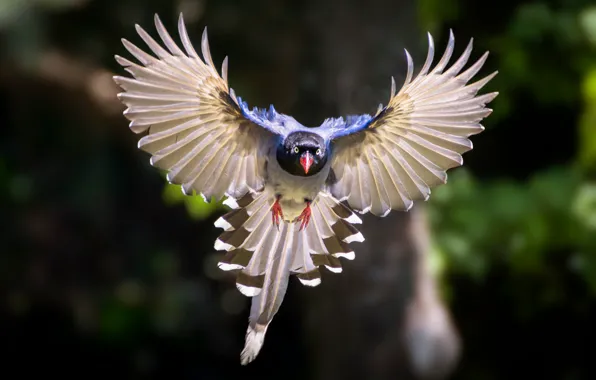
left=299, top=151, right=314, bottom=174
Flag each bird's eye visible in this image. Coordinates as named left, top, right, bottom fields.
left=316, top=148, right=321, bottom=155
left=293, top=147, right=299, bottom=154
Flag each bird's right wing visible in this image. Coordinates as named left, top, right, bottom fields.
left=114, top=14, right=288, bottom=200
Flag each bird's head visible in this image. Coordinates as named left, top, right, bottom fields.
left=276, top=131, right=328, bottom=177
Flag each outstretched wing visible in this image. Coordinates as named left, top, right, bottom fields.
left=326, top=31, right=498, bottom=216
left=114, top=14, right=287, bottom=200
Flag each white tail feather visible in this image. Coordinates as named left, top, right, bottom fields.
left=213, top=190, right=364, bottom=364
left=240, top=324, right=268, bottom=365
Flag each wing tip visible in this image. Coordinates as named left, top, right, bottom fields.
left=404, top=48, right=412, bottom=61
left=112, top=75, right=124, bottom=85
left=134, top=23, right=145, bottom=35
left=129, top=120, right=148, bottom=134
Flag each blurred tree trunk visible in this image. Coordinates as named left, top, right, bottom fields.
left=300, top=1, right=461, bottom=379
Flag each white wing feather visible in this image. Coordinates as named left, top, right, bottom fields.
left=114, top=14, right=275, bottom=201
left=330, top=31, right=498, bottom=216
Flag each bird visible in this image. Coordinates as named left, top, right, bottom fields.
left=113, top=13, right=497, bottom=365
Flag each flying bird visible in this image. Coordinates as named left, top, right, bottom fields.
left=114, top=13, right=497, bottom=365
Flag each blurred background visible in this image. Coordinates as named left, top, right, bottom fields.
left=1, top=0, right=595, bottom=379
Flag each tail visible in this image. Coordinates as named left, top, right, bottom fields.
left=214, top=190, right=364, bottom=365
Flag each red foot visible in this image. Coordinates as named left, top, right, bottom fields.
left=271, top=198, right=284, bottom=227
left=297, top=202, right=312, bottom=231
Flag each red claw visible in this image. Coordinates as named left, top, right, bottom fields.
left=271, top=198, right=284, bottom=227
left=297, top=202, right=312, bottom=231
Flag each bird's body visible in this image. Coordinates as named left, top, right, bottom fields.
left=267, top=128, right=332, bottom=223
left=114, top=13, right=497, bottom=365
left=267, top=158, right=329, bottom=221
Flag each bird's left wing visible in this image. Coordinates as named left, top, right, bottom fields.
left=114, top=14, right=288, bottom=200
left=324, top=31, right=498, bottom=216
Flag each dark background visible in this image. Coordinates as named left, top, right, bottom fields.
left=1, top=0, right=595, bottom=379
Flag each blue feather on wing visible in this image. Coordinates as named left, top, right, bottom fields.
left=237, top=90, right=380, bottom=141
left=236, top=96, right=291, bottom=136
left=313, top=113, right=374, bottom=140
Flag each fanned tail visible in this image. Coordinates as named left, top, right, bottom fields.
left=213, top=190, right=364, bottom=364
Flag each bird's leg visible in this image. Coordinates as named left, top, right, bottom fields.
left=297, top=200, right=312, bottom=231
left=271, top=195, right=284, bottom=227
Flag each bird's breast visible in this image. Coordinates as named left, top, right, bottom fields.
left=266, top=155, right=330, bottom=221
